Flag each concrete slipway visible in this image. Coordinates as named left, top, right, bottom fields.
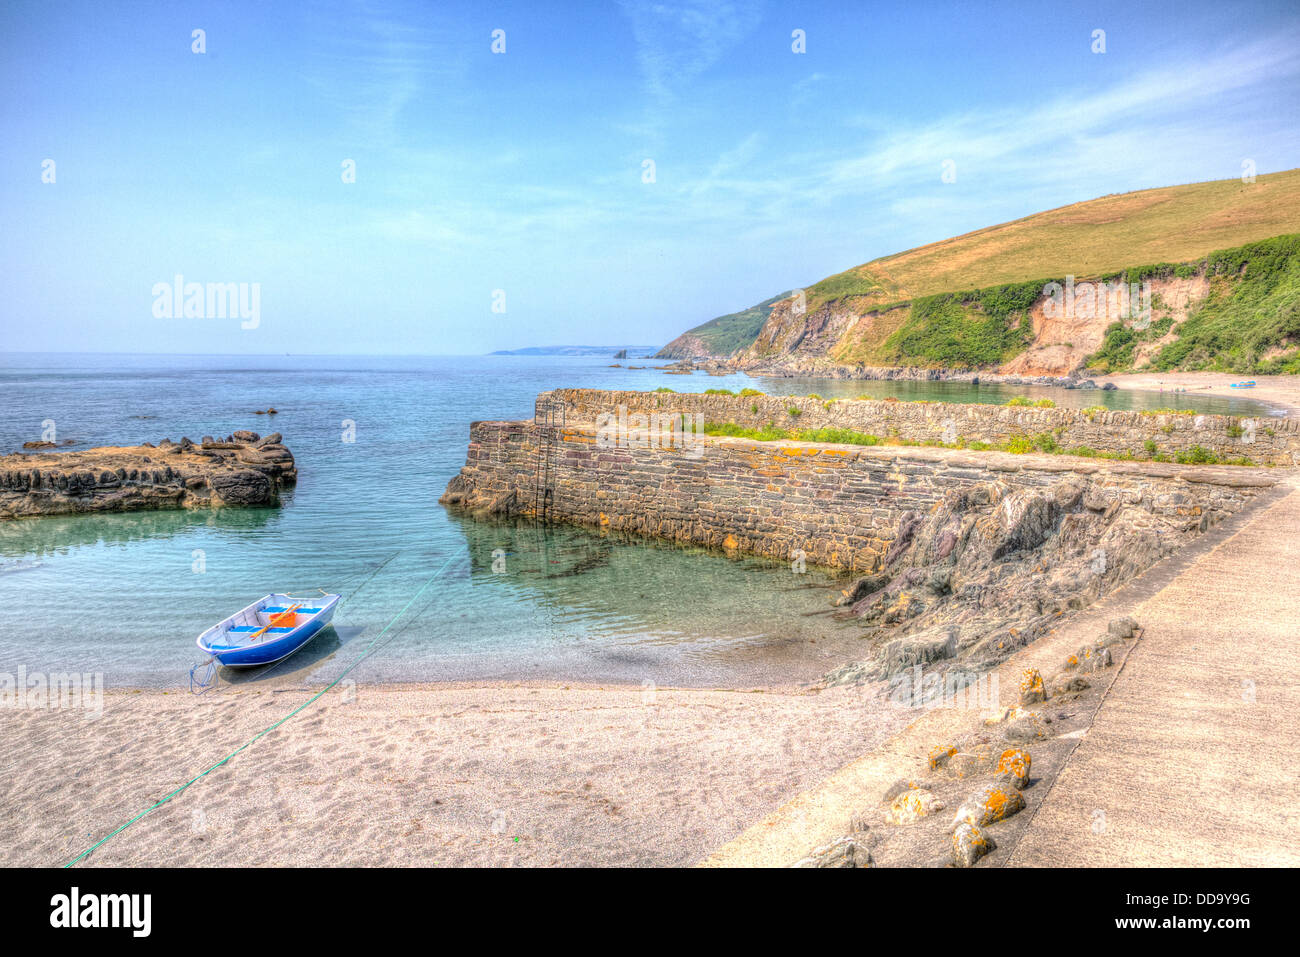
left=703, top=475, right=1300, bottom=867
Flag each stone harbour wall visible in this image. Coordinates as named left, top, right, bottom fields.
left=441, top=419, right=1277, bottom=572
left=538, top=388, right=1300, bottom=466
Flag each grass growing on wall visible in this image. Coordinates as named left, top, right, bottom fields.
left=699, top=421, right=1259, bottom=466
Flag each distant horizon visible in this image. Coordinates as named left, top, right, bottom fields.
left=0, top=347, right=668, bottom=358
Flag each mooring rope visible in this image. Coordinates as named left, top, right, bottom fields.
left=64, top=552, right=459, bottom=867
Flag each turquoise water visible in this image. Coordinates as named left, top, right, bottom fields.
left=0, top=354, right=1274, bottom=690
left=0, top=354, right=862, bottom=690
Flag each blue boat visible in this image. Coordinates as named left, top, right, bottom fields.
left=197, top=592, right=341, bottom=667
left=1230, top=381, right=1257, bottom=388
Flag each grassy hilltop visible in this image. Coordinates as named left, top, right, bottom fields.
left=659, top=170, right=1300, bottom=375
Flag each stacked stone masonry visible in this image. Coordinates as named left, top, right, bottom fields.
left=441, top=410, right=1277, bottom=572
left=539, top=389, right=1300, bottom=466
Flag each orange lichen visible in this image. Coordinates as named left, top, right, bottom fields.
left=1019, top=668, right=1046, bottom=704
left=997, top=748, right=1031, bottom=788
left=928, top=745, right=957, bottom=770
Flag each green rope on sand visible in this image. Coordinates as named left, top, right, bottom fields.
left=64, top=554, right=458, bottom=868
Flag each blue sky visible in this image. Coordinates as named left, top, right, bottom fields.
left=2, top=0, right=1298, bottom=355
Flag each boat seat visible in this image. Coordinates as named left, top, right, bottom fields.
left=264, top=607, right=321, bottom=615
left=229, top=625, right=294, bottom=634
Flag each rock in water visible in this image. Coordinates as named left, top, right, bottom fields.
left=0, top=436, right=296, bottom=519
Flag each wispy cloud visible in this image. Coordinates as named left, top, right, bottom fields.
left=302, top=0, right=469, bottom=144
left=826, top=35, right=1300, bottom=189
left=618, top=0, right=764, bottom=103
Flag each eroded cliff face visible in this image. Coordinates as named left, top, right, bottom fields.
left=0, top=432, right=296, bottom=519
left=725, top=274, right=1212, bottom=377
left=1000, top=274, right=1210, bottom=376
left=742, top=295, right=862, bottom=362
left=656, top=332, right=715, bottom=360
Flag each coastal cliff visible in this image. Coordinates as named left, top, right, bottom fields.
left=657, top=171, right=1300, bottom=376
left=0, top=431, right=296, bottom=519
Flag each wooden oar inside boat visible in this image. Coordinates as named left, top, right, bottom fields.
left=249, top=602, right=302, bottom=640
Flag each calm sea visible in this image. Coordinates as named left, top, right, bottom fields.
left=0, top=353, right=1274, bottom=690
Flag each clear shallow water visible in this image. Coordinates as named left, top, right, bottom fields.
left=0, top=353, right=1272, bottom=691
left=0, top=354, right=862, bottom=690
left=742, top=374, right=1279, bottom=415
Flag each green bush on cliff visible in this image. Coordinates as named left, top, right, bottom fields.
left=703, top=388, right=735, bottom=395
left=1085, top=315, right=1177, bottom=373
left=1033, top=432, right=1060, bottom=453
left=883, top=280, right=1041, bottom=368
left=739, top=388, right=764, bottom=396
left=1150, top=234, right=1300, bottom=373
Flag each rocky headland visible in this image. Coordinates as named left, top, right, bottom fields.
left=0, top=431, right=296, bottom=520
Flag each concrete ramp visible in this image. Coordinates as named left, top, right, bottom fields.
left=1008, top=479, right=1300, bottom=866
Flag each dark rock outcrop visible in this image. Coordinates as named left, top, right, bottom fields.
left=827, top=473, right=1235, bottom=679
left=1, top=435, right=296, bottom=519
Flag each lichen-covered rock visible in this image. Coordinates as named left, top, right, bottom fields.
left=947, top=748, right=996, bottom=778
left=928, top=745, right=957, bottom=770
left=1019, top=668, right=1047, bottom=705
left=1002, top=713, right=1049, bottom=744
left=996, top=748, right=1032, bottom=789
left=887, top=788, right=944, bottom=824
left=883, top=778, right=924, bottom=802
left=984, top=705, right=1031, bottom=726
left=1108, top=616, right=1139, bottom=639
left=791, top=836, right=871, bottom=868
left=1085, top=646, right=1113, bottom=671
left=952, top=782, right=1026, bottom=829
left=1050, top=673, right=1091, bottom=696
left=952, top=822, right=995, bottom=867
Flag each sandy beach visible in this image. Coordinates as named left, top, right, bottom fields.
left=1105, top=371, right=1300, bottom=416
left=0, top=677, right=916, bottom=867
left=3, top=371, right=1293, bottom=870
